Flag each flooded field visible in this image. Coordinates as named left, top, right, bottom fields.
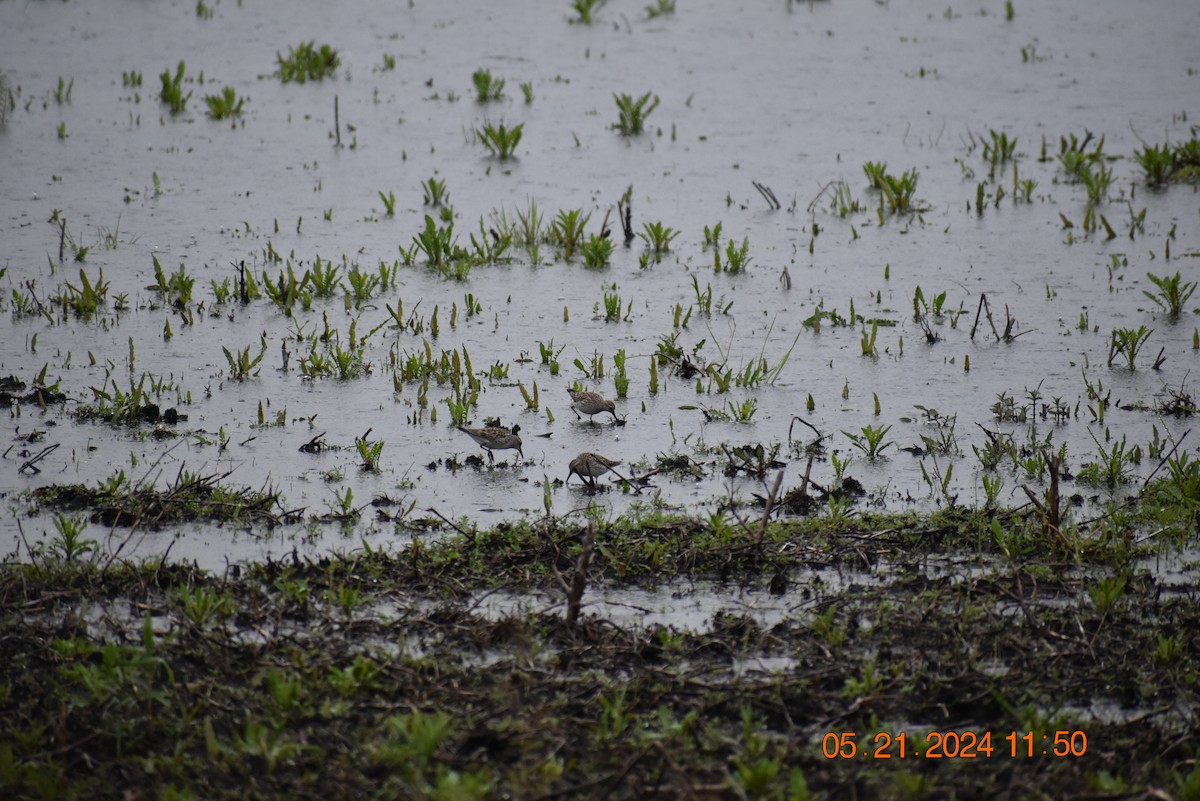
left=2, top=1, right=1199, bottom=798
left=1, top=0, right=1197, bottom=562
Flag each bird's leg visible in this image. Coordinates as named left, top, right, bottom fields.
left=572, top=407, right=582, bottom=420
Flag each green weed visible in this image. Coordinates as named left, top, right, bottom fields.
left=981, top=129, right=1017, bottom=177
left=518, top=381, right=540, bottom=410
left=211, top=278, right=232, bottom=304
left=412, top=215, right=458, bottom=269
left=813, top=179, right=862, bottom=217
left=1016, top=177, right=1037, bottom=203
left=981, top=473, right=1004, bottom=509
left=308, top=256, right=342, bottom=297
left=467, top=218, right=511, bottom=265
left=844, top=424, right=895, bottom=460
left=717, top=236, right=751, bottom=273
left=476, top=121, right=523, bottom=159
left=613, top=92, right=659, bottom=136
left=1077, top=435, right=1134, bottom=490
left=150, top=256, right=195, bottom=307
left=53, top=75, right=74, bottom=104
left=1135, top=135, right=1200, bottom=185
left=724, top=398, right=757, bottom=423
left=422, top=176, right=449, bottom=207
left=223, top=336, right=267, bottom=381
left=356, top=432, right=384, bottom=471
left=863, top=163, right=924, bottom=214
left=1079, top=162, right=1113, bottom=207
left=810, top=606, right=846, bottom=647
left=570, top=0, right=604, bottom=24
left=638, top=221, right=679, bottom=259
left=276, top=42, right=340, bottom=83
left=176, top=585, right=234, bottom=628
left=472, top=68, right=505, bottom=103
left=204, top=86, right=245, bottom=120
left=550, top=208, right=590, bottom=261
left=581, top=234, right=614, bottom=268
left=860, top=321, right=879, bottom=357
left=513, top=199, right=545, bottom=262
left=1107, top=326, right=1152, bottom=369
left=1087, top=574, right=1127, bottom=615
left=379, top=190, right=396, bottom=217
left=41, top=513, right=96, bottom=562
left=703, top=222, right=722, bottom=248
left=55, top=268, right=109, bottom=317
left=262, top=262, right=309, bottom=313
left=159, top=61, right=191, bottom=115
left=646, top=0, right=675, bottom=17
left=1136, top=143, right=1175, bottom=187
left=81, top=373, right=164, bottom=425
left=602, top=289, right=629, bottom=322
left=1143, top=271, right=1196, bottom=318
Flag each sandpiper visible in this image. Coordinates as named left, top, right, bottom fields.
left=457, top=424, right=523, bottom=462
left=567, top=388, right=618, bottom=422
left=566, top=452, right=624, bottom=489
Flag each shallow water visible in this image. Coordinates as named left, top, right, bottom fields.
left=2, top=0, right=1198, bottom=563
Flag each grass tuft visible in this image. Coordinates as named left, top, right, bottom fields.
left=476, top=121, right=523, bottom=160
left=159, top=61, right=192, bottom=115
left=277, top=42, right=340, bottom=84
left=204, top=86, right=245, bottom=120
left=472, top=68, right=505, bottom=103
left=613, top=92, right=659, bottom=136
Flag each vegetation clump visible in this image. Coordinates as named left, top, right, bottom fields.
left=158, top=60, right=191, bottom=114
left=31, top=468, right=285, bottom=529
left=1135, top=133, right=1200, bottom=186
left=276, top=41, right=340, bottom=83
left=614, top=91, right=659, bottom=135
left=204, top=86, right=246, bottom=120
left=476, top=121, right=523, bottom=159
left=471, top=68, right=505, bottom=103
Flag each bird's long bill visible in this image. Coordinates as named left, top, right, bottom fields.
left=609, top=467, right=639, bottom=493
